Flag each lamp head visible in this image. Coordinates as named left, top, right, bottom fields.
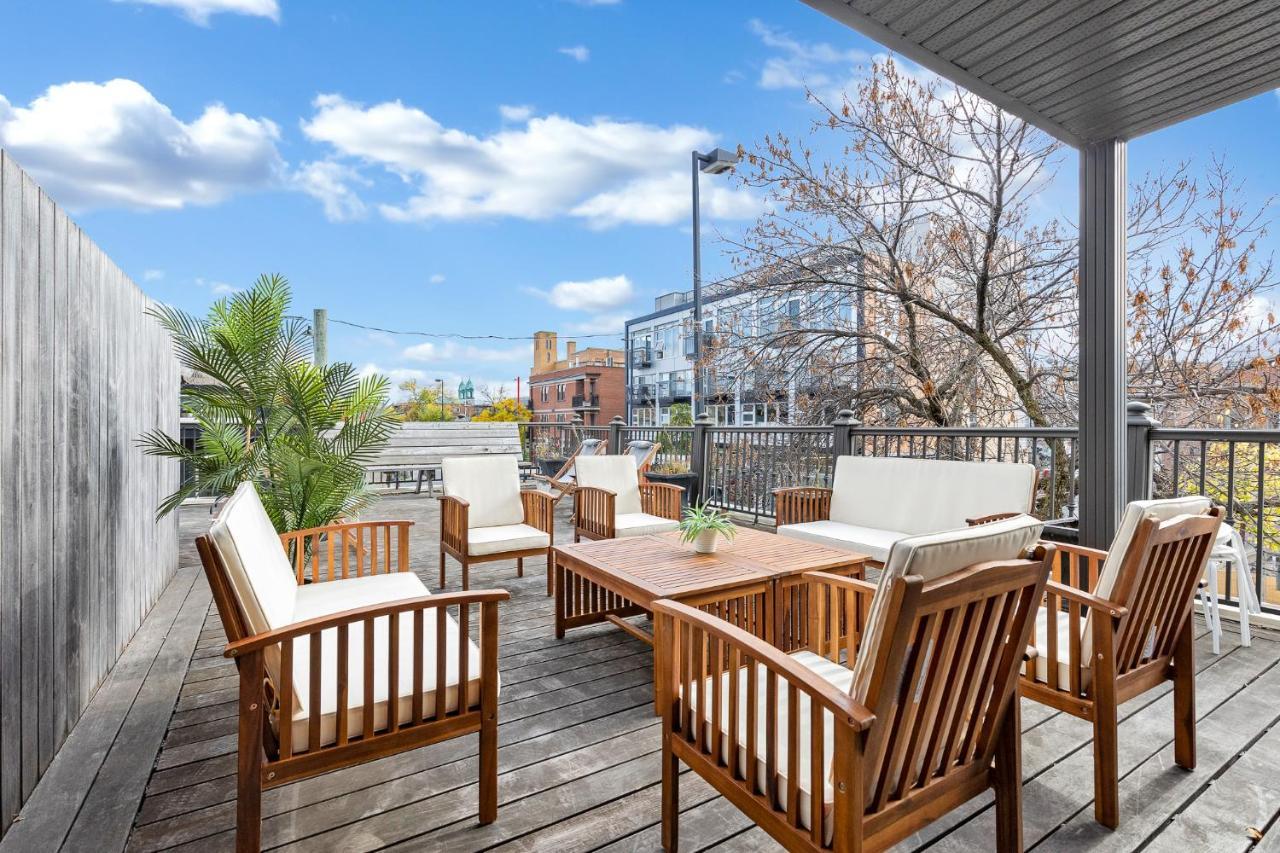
left=697, top=147, right=740, bottom=175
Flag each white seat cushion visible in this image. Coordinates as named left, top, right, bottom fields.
left=828, top=456, right=1037, bottom=536
left=286, top=573, right=486, bottom=751
left=614, top=512, right=680, bottom=537
left=1022, top=605, right=1086, bottom=689
left=776, top=520, right=901, bottom=562
left=687, top=650, right=851, bottom=834
left=575, top=455, right=644, bottom=515
left=443, top=455, right=525, bottom=528
left=466, top=523, right=550, bottom=556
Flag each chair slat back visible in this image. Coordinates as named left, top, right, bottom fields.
left=861, top=550, right=1051, bottom=811
left=1107, top=508, right=1221, bottom=676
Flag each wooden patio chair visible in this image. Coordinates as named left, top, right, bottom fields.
left=439, top=455, right=556, bottom=590
left=196, top=482, right=508, bottom=852
left=572, top=454, right=683, bottom=546
left=622, top=438, right=661, bottom=479
left=654, top=515, right=1052, bottom=852
left=1019, top=496, right=1222, bottom=829
left=534, top=437, right=607, bottom=501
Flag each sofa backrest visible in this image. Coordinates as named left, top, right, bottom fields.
left=575, top=455, right=643, bottom=515
left=207, top=481, right=298, bottom=634
left=829, top=456, right=1037, bottom=535
left=849, top=514, right=1044, bottom=702
left=443, top=455, right=525, bottom=528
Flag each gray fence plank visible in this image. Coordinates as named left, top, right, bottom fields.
left=0, top=150, right=179, bottom=837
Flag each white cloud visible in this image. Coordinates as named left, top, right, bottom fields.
left=748, top=19, right=869, bottom=100
left=499, top=104, right=534, bottom=122
left=194, top=276, right=240, bottom=295
left=528, top=275, right=634, bottom=313
left=300, top=95, right=757, bottom=229
left=567, top=313, right=627, bottom=336
left=293, top=159, right=368, bottom=221
left=114, top=0, right=279, bottom=25
left=559, top=45, right=590, bottom=63
left=142, top=269, right=165, bottom=281
left=0, top=79, right=283, bottom=211
left=401, top=340, right=531, bottom=365
left=428, top=273, right=446, bottom=284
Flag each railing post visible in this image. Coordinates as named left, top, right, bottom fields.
left=690, top=412, right=713, bottom=505
left=608, top=415, right=625, bottom=454
left=1125, top=401, right=1158, bottom=503
left=831, top=409, right=859, bottom=458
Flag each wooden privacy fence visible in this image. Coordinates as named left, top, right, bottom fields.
left=0, top=151, right=180, bottom=833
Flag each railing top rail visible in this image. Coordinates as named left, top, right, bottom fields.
left=708, top=425, right=834, bottom=434
left=1150, top=428, right=1280, bottom=441
left=854, top=426, right=1077, bottom=439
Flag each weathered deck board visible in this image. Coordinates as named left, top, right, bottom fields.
left=8, top=492, right=1264, bottom=853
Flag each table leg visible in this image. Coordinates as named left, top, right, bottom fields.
left=554, top=554, right=565, bottom=639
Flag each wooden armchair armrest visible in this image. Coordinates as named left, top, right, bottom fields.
left=1045, top=580, right=1128, bottom=620
left=520, top=489, right=557, bottom=536
left=1051, top=541, right=1110, bottom=563
left=640, top=482, right=684, bottom=521
left=438, top=494, right=470, bottom=553
left=653, top=598, right=874, bottom=730
left=224, top=589, right=511, bottom=657
left=574, top=486, right=617, bottom=539
left=772, top=486, right=832, bottom=527
left=966, top=512, right=1023, bottom=526
left=279, top=519, right=415, bottom=583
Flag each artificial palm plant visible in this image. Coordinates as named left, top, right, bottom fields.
left=140, top=274, right=397, bottom=532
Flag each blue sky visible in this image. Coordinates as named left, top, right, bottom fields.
left=2, top=0, right=1279, bottom=397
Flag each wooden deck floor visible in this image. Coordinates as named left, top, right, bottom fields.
left=20, top=494, right=1280, bottom=852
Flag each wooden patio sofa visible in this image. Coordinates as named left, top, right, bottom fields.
left=1019, top=495, right=1222, bottom=828
left=196, top=481, right=508, bottom=852
left=572, top=454, right=683, bottom=547
left=774, top=456, right=1038, bottom=564
left=654, top=515, right=1052, bottom=851
left=439, top=454, right=557, bottom=590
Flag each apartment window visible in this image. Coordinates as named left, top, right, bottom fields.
left=635, top=408, right=655, bottom=427
left=539, top=386, right=549, bottom=403
left=556, top=383, right=566, bottom=401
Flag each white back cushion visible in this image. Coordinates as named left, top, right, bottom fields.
left=849, top=514, right=1044, bottom=702
left=575, top=455, right=643, bottom=515
left=208, top=481, right=298, bottom=633
left=829, top=456, right=1037, bottom=535
left=443, top=455, right=525, bottom=529
left=1095, top=495, right=1212, bottom=599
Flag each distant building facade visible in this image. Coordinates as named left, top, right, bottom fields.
left=527, top=331, right=625, bottom=425
left=623, top=258, right=864, bottom=426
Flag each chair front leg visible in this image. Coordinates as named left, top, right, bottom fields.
left=235, top=649, right=267, bottom=853
left=993, top=693, right=1024, bottom=852
left=1173, top=617, right=1196, bottom=770
left=1091, top=613, right=1121, bottom=829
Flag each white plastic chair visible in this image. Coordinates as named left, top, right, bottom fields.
left=1199, top=522, right=1262, bottom=653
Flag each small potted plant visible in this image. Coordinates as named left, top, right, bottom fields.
left=679, top=503, right=736, bottom=554
left=644, top=459, right=698, bottom=507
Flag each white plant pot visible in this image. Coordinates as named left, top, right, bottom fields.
left=692, top=530, right=719, bottom=554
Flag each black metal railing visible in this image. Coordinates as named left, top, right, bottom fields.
left=513, top=415, right=1280, bottom=616
left=571, top=394, right=600, bottom=409
left=1149, top=428, right=1280, bottom=612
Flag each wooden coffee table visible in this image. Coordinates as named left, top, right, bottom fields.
left=551, top=527, right=867, bottom=651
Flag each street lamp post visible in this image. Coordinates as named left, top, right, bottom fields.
left=435, top=378, right=445, bottom=421
left=691, top=147, right=740, bottom=419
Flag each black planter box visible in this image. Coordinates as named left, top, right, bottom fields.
left=537, top=457, right=566, bottom=478
left=644, top=471, right=698, bottom=508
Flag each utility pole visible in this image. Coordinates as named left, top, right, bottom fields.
left=312, top=308, right=328, bottom=366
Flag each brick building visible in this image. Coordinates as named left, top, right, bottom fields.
left=527, top=331, right=625, bottom=425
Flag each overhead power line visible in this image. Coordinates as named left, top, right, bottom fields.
left=289, top=314, right=624, bottom=341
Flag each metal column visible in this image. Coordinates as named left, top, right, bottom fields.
left=1078, top=139, right=1127, bottom=547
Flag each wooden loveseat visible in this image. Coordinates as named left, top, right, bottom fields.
left=197, top=482, right=508, bottom=851
left=775, top=455, right=1038, bottom=563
